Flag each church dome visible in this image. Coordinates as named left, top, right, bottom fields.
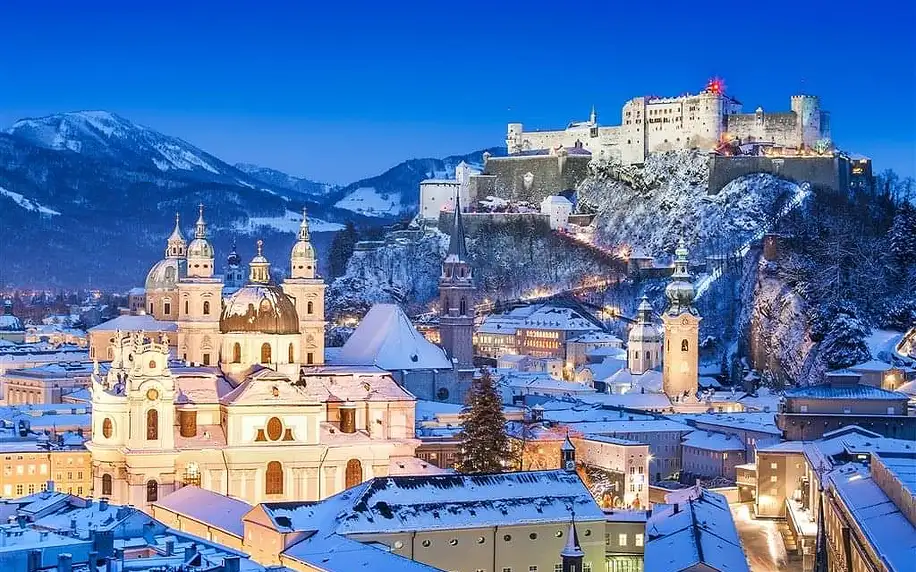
left=291, top=239, right=315, bottom=261
left=187, top=237, right=214, bottom=259
left=665, top=279, right=695, bottom=309
left=145, top=258, right=186, bottom=291
left=219, top=284, right=300, bottom=334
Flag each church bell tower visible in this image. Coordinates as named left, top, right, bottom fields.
left=439, top=194, right=475, bottom=369
left=282, top=208, right=327, bottom=366
left=661, top=240, right=701, bottom=399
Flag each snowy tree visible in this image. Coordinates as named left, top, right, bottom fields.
left=819, top=305, right=872, bottom=370
left=327, top=221, right=359, bottom=279
left=456, top=369, right=509, bottom=474
left=889, top=202, right=916, bottom=269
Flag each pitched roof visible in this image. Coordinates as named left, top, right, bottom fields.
left=784, top=384, right=907, bottom=400
left=336, top=304, right=452, bottom=371
left=88, top=314, right=177, bottom=332
left=153, top=486, right=252, bottom=537
left=645, top=489, right=749, bottom=572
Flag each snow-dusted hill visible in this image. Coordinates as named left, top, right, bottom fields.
left=578, top=150, right=799, bottom=259
left=234, top=162, right=337, bottom=199
left=0, top=111, right=354, bottom=289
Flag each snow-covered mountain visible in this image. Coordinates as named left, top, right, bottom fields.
left=0, top=111, right=358, bottom=289
left=328, top=149, right=501, bottom=218
left=234, top=163, right=337, bottom=198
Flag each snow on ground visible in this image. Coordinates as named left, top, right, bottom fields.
left=0, top=187, right=60, bottom=216
left=238, top=209, right=343, bottom=233
left=334, top=187, right=402, bottom=217
left=866, top=329, right=907, bottom=360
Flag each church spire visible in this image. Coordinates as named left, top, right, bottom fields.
left=194, top=203, right=207, bottom=239
left=560, top=515, right=584, bottom=572
left=249, top=239, right=271, bottom=284
left=447, top=192, right=468, bottom=261
left=297, top=206, right=311, bottom=241
left=589, top=105, right=597, bottom=125
left=166, top=212, right=187, bottom=258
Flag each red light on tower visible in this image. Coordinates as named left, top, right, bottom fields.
left=706, top=77, right=726, bottom=95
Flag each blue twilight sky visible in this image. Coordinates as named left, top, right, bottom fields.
left=1, top=0, right=914, bottom=184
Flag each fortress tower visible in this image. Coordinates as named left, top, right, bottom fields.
left=439, top=194, right=475, bottom=369
left=791, top=94, right=825, bottom=148
left=282, top=209, right=327, bottom=366
left=661, top=240, right=700, bottom=399
left=177, top=205, right=223, bottom=365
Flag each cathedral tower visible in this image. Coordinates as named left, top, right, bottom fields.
left=661, top=240, right=701, bottom=399
left=282, top=209, right=326, bottom=366
left=628, top=295, right=663, bottom=375
left=177, top=205, right=223, bottom=366
left=224, top=243, right=245, bottom=293
left=145, top=214, right=187, bottom=320
left=438, top=195, right=475, bottom=369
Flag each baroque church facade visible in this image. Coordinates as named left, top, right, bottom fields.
left=86, top=208, right=420, bottom=509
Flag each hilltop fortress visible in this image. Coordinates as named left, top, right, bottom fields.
left=506, top=79, right=831, bottom=165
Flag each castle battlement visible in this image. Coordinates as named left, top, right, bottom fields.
left=506, top=80, right=830, bottom=165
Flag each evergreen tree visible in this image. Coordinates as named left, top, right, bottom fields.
left=889, top=202, right=916, bottom=269
left=327, top=221, right=359, bottom=279
left=456, top=369, right=509, bottom=473
left=820, top=305, right=872, bottom=370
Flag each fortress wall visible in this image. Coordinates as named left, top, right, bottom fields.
left=482, top=155, right=592, bottom=203
left=708, top=154, right=846, bottom=194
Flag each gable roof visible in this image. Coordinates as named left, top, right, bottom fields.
left=153, top=486, right=252, bottom=537
left=336, top=304, right=452, bottom=371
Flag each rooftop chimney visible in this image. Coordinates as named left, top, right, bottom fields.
left=99, top=498, right=109, bottom=512
left=673, top=503, right=680, bottom=514
left=27, top=549, right=42, bottom=572
left=223, top=555, right=241, bottom=572
left=164, top=539, right=174, bottom=556
left=57, top=553, right=73, bottom=572
left=339, top=401, right=357, bottom=434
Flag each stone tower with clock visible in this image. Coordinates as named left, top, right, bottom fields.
left=661, top=240, right=701, bottom=399
left=282, top=209, right=327, bottom=366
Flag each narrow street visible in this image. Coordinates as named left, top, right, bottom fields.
left=730, top=502, right=792, bottom=572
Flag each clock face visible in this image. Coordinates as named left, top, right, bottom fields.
left=146, top=388, right=159, bottom=401
left=681, top=317, right=690, bottom=325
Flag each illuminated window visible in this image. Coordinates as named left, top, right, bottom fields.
left=146, top=480, right=158, bottom=502
left=307, top=301, right=313, bottom=315
left=203, top=301, right=210, bottom=315
left=288, top=343, right=295, bottom=364
left=635, top=533, right=644, bottom=547
left=346, top=459, right=363, bottom=488
left=102, top=474, right=112, bottom=495
left=618, top=533, right=627, bottom=546
left=102, top=418, right=113, bottom=439
left=261, top=343, right=272, bottom=364
left=232, top=343, right=241, bottom=363
left=681, top=339, right=689, bottom=352
left=266, top=417, right=283, bottom=441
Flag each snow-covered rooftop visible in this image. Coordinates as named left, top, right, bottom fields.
left=338, top=470, right=604, bottom=534
left=645, top=488, right=749, bottom=572
left=827, top=462, right=916, bottom=571
left=88, top=314, right=177, bottom=332
left=688, top=412, right=781, bottom=436
left=153, top=485, right=252, bottom=537
left=784, top=383, right=907, bottom=400
left=682, top=431, right=745, bottom=452
left=336, top=304, right=452, bottom=371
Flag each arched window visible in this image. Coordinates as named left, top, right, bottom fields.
left=146, top=409, right=158, bottom=440
left=184, top=300, right=189, bottom=315
left=681, top=339, right=689, bottom=352
left=459, top=298, right=467, bottom=316
left=265, top=461, right=283, bottom=495
left=146, top=480, right=158, bottom=502
left=261, top=343, right=271, bottom=364
left=149, top=303, right=154, bottom=314
left=346, top=459, right=363, bottom=489
left=288, top=343, right=295, bottom=364
left=203, top=301, right=210, bottom=315
left=101, top=474, right=112, bottom=496
left=307, top=301, right=313, bottom=315
left=232, top=343, right=241, bottom=363
left=163, top=300, right=171, bottom=316
left=102, top=418, right=113, bottom=439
